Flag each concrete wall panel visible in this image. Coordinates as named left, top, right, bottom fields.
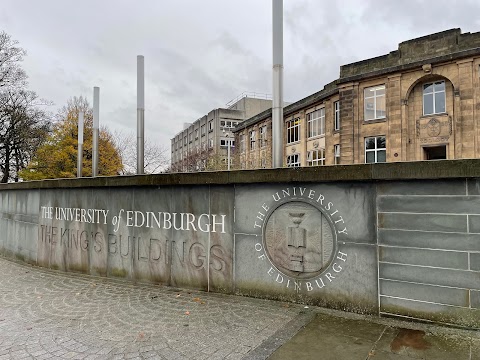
left=1, top=169, right=480, bottom=328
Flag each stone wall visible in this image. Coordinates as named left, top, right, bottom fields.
left=1, top=160, right=480, bottom=328
left=340, top=28, right=480, bottom=79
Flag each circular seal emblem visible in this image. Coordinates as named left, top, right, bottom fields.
left=427, top=118, right=441, bottom=137
left=263, top=201, right=336, bottom=280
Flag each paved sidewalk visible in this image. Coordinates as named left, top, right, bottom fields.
left=269, top=312, right=480, bottom=360
left=1, top=257, right=479, bottom=360
left=0, top=258, right=303, bottom=360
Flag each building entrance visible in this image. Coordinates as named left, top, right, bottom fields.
left=423, top=145, right=447, bottom=160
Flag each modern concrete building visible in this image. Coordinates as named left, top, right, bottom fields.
left=170, top=94, right=272, bottom=172
left=234, top=28, right=480, bottom=168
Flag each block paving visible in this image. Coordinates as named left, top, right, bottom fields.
left=0, top=258, right=301, bottom=360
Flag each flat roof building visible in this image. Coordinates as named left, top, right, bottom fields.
left=170, top=94, right=272, bottom=172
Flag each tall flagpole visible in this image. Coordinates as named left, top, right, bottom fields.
left=272, top=0, right=284, bottom=168
left=137, top=55, right=145, bottom=174
left=77, top=111, right=84, bottom=177
left=92, top=87, right=100, bottom=177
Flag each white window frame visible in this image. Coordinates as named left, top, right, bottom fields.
left=423, top=81, right=446, bottom=116
left=208, top=121, right=213, bottom=131
left=307, top=108, right=325, bottom=138
left=364, top=85, right=386, bottom=121
left=286, top=154, right=300, bottom=167
left=365, top=136, right=386, bottom=163
left=201, top=125, right=206, bottom=136
left=334, top=144, right=341, bottom=165
left=286, top=118, right=300, bottom=144
left=334, top=101, right=340, bottom=131
left=208, top=139, right=214, bottom=148
left=307, top=149, right=325, bottom=166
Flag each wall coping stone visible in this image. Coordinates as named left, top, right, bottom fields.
left=1, top=159, right=480, bottom=190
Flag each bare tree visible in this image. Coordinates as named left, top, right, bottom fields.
left=0, top=90, right=51, bottom=182
left=113, top=130, right=169, bottom=175
left=0, top=31, right=27, bottom=89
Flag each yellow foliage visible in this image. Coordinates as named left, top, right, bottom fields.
left=20, top=101, right=122, bottom=180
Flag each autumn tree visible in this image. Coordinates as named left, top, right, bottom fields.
left=20, top=96, right=122, bottom=180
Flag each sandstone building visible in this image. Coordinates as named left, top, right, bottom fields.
left=234, top=28, right=480, bottom=168
left=170, top=94, right=272, bottom=171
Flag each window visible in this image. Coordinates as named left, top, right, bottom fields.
left=364, top=85, right=386, bottom=120
left=260, top=125, right=267, bottom=147
left=307, top=149, right=325, bottom=166
left=286, top=118, right=300, bottom=144
left=195, top=129, right=198, bottom=139
left=208, top=121, right=213, bottom=131
left=240, top=134, right=245, bottom=153
left=423, top=81, right=445, bottom=115
left=220, top=139, right=235, bottom=148
left=307, top=108, right=325, bottom=138
left=220, top=120, right=237, bottom=129
left=334, top=144, right=341, bottom=165
left=365, top=136, right=386, bottom=163
left=208, top=139, right=214, bottom=148
left=183, top=137, right=187, bottom=146
left=189, top=133, right=193, bottom=142
left=334, top=101, right=340, bottom=131
left=287, top=154, right=300, bottom=167
left=249, top=130, right=256, bottom=150
left=201, top=125, right=206, bottom=136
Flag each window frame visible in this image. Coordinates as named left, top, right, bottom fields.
left=286, top=154, right=300, bottom=168
left=260, top=125, right=267, bottom=147
left=307, top=108, right=325, bottom=138
left=334, top=101, right=340, bottom=131
left=364, top=85, right=386, bottom=121
left=249, top=130, right=256, bottom=150
left=286, top=118, right=301, bottom=144
left=307, top=149, right=325, bottom=166
left=365, top=136, right=386, bottom=163
left=334, top=144, right=341, bottom=165
left=423, top=80, right=446, bottom=116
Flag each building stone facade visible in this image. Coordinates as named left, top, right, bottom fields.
left=170, top=95, right=272, bottom=171
left=234, top=28, right=480, bottom=168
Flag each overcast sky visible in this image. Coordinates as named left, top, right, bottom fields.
left=1, top=0, right=480, bottom=156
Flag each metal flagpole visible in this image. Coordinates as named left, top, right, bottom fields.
left=137, top=55, right=145, bottom=174
left=77, top=111, right=84, bottom=177
left=272, top=0, right=284, bottom=168
left=92, top=87, right=100, bottom=177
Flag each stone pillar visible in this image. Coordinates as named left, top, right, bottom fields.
left=338, top=83, right=355, bottom=164
left=457, top=59, right=474, bottom=159
left=387, top=75, right=402, bottom=161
